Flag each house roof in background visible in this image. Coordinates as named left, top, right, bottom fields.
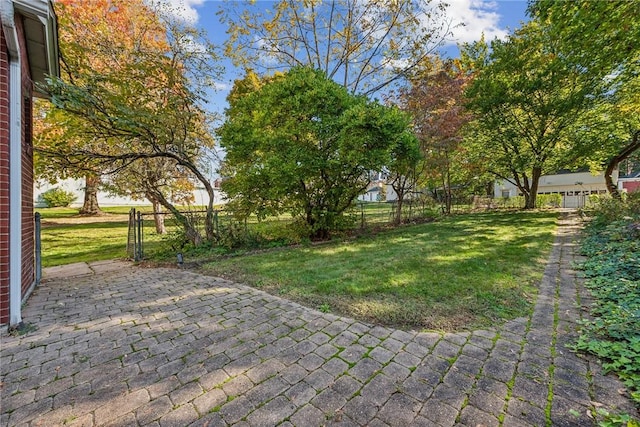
left=619, top=171, right=640, bottom=179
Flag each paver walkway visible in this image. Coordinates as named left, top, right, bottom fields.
left=1, top=213, right=637, bottom=426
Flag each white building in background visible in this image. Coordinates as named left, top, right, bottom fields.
left=494, top=170, right=617, bottom=208
left=358, top=171, right=388, bottom=202
left=358, top=185, right=383, bottom=202
left=34, top=178, right=227, bottom=208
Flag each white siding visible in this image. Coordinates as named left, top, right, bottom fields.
left=34, top=178, right=227, bottom=208
left=494, top=171, right=614, bottom=199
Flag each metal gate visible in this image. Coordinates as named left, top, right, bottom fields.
left=562, top=195, right=587, bottom=209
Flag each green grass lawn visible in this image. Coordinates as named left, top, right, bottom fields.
left=36, top=207, right=136, bottom=267
left=201, top=210, right=558, bottom=332
left=37, top=203, right=439, bottom=266
left=37, top=206, right=558, bottom=333
left=36, top=206, right=207, bottom=267
left=40, top=220, right=130, bottom=267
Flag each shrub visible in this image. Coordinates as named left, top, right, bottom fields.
left=583, top=192, right=640, bottom=227
left=496, top=195, right=524, bottom=209
left=39, top=187, right=77, bottom=208
left=495, top=193, right=563, bottom=209
left=535, top=193, right=562, bottom=208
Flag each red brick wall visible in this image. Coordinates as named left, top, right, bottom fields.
left=22, top=94, right=34, bottom=296
left=0, top=24, right=11, bottom=324
left=0, top=14, right=37, bottom=325
left=623, top=181, right=640, bottom=193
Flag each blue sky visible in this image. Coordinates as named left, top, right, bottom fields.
left=162, top=0, right=530, bottom=113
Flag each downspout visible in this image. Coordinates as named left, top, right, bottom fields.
left=1, top=1, right=23, bottom=327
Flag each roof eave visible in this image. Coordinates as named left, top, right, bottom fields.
left=12, top=0, right=60, bottom=98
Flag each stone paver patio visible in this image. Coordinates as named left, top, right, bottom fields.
left=1, top=213, right=637, bottom=426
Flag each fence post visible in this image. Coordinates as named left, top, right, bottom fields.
left=136, top=211, right=143, bottom=261
left=34, top=212, right=41, bottom=284
left=127, top=208, right=135, bottom=259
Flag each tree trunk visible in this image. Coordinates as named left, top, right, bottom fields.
left=395, top=189, right=404, bottom=224
left=524, top=166, right=542, bottom=209
left=147, top=187, right=202, bottom=246
left=605, top=130, right=640, bottom=199
left=485, top=181, right=493, bottom=197
left=442, top=168, right=452, bottom=215
left=605, top=159, right=621, bottom=198
left=179, top=159, right=217, bottom=242
left=152, top=200, right=166, bottom=234
left=392, top=177, right=408, bottom=224
left=445, top=187, right=452, bottom=215
left=146, top=194, right=166, bottom=234
left=79, top=175, right=102, bottom=215
left=391, top=171, right=415, bottom=224
left=444, top=152, right=452, bottom=215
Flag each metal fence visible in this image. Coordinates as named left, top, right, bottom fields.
left=127, top=208, right=213, bottom=261
left=124, top=193, right=569, bottom=260
left=126, top=201, right=444, bottom=261
left=349, top=200, right=441, bottom=228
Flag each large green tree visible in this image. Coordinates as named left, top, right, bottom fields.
left=218, top=66, right=418, bottom=238
left=463, top=22, right=597, bottom=209
left=218, top=0, right=451, bottom=95
left=530, top=1, right=640, bottom=197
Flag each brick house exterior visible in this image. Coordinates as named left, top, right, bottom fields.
left=618, top=173, right=640, bottom=194
left=1, top=0, right=58, bottom=327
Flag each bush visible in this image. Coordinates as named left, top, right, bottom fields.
left=583, top=192, right=640, bottom=227
left=535, top=193, right=562, bottom=208
left=496, top=196, right=524, bottom=209
left=495, top=193, right=563, bottom=210
left=39, top=187, right=77, bottom=208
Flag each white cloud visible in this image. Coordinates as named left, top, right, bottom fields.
left=148, top=0, right=204, bottom=24
left=444, top=0, right=509, bottom=45
left=254, top=36, right=281, bottom=66
left=380, top=57, right=410, bottom=71
left=213, top=81, right=231, bottom=91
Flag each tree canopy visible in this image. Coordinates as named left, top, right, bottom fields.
left=400, top=57, right=475, bottom=214
left=463, top=21, right=598, bottom=209
left=40, top=0, right=222, bottom=244
left=218, top=66, right=418, bottom=238
left=218, top=0, right=452, bottom=95
left=35, top=0, right=169, bottom=214
left=529, top=0, right=640, bottom=197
